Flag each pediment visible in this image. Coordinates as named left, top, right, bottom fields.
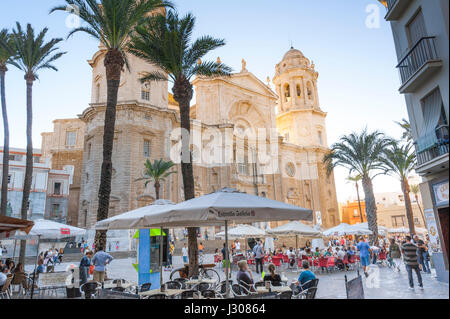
left=224, top=72, right=278, bottom=99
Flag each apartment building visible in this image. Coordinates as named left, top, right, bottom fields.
left=379, top=0, right=449, bottom=283
left=0, top=147, right=73, bottom=223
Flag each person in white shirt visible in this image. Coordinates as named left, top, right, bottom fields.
left=181, top=243, right=189, bottom=264
left=235, top=241, right=241, bottom=253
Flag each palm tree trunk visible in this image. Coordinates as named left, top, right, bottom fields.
left=19, top=75, right=34, bottom=264
left=154, top=181, right=160, bottom=200
left=361, top=174, right=378, bottom=244
left=355, top=182, right=364, bottom=223
left=173, top=77, right=198, bottom=277
left=402, top=178, right=415, bottom=235
left=415, top=194, right=427, bottom=227
left=0, top=66, right=9, bottom=216
left=94, top=49, right=124, bottom=251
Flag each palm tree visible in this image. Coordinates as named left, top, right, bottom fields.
left=128, top=10, right=231, bottom=275
left=346, top=174, right=364, bottom=223
left=0, top=29, right=16, bottom=216
left=136, top=159, right=176, bottom=199
left=50, top=0, right=172, bottom=249
left=10, top=23, right=66, bottom=263
left=381, top=142, right=417, bottom=235
left=323, top=129, right=393, bottom=243
left=410, top=184, right=426, bottom=227
left=395, top=118, right=413, bottom=142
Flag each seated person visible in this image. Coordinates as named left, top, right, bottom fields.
left=0, top=265, right=8, bottom=289
left=263, top=263, right=282, bottom=286
left=236, top=260, right=255, bottom=293
left=11, top=263, right=29, bottom=289
left=295, top=260, right=316, bottom=293
left=313, top=247, right=321, bottom=258
left=324, top=247, right=333, bottom=257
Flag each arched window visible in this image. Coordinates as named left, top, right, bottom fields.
left=318, top=131, right=323, bottom=145
left=296, top=84, right=301, bottom=97
left=141, top=82, right=150, bottom=101
left=307, top=82, right=313, bottom=100
left=284, top=84, right=290, bottom=102
left=96, top=83, right=100, bottom=103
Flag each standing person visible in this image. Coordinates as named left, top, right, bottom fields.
left=252, top=240, right=264, bottom=274
left=204, top=230, right=208, bottom=241
left=414, top=235, right=431, bottom=274
left=402, top=236, right=423, bottom=290
left=389, top=238, right=402, bottom=272
left=235, top=240, right=241, bottom=253
left=79, top=251, right=93, bottom=286
left=356, top=237, right=371, bottom=277
left=58, top=248, right=64, bottom=264
left=198, top=242, right=204, bottom=254
left=167, top=241, right=174, bottom=270
left=91, top=246, right=113, bottom=283
left=182, top=243, right=189, bottom=264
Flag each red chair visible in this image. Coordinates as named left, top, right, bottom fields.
left=318, top=257, right=328, bottom=273
left=378, top=251, right=387, bottom=260
left=247, top=258, right=255, bottom=265
left=272, top=256, right=282, bottom=268
left=263, top=255, right=269, bottom=263
left=327, top=257, right=336, bottom=272
left=282, top=255, right=289, bottom=263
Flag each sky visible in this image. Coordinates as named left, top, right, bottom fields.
left=0, top=0, right=411, bottom=202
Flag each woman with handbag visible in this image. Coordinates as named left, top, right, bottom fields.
left=79, top=251, right=93, bottom=285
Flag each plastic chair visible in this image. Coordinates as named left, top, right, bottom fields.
left=80, top=282, right=101, bottom=299
left=196, top=282, right=211, bottom=292
left=327, top=257, right=336, bottom=272
left=145, top=293, right=167, bottom=299
left=278, top=291, right=293, bottom=299
left=0, top=276, right=12, bottom=299
left=272, top=256, right=282, bottom=268
left=201, top=290, right=216, bottom=299
left=140, top=283, right=152, bottom=292
left=165, top=281, right=182, bottom=290
left=181, top=290, right=197, bottom=299
left=231, top=284, right=250, bottom=297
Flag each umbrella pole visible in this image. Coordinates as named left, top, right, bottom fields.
left=30, top=235, right=40, bottom=299
left=12, top=239, right=17, bottom=263
left=160, top=227, right=164, bottom=290
left=224, top=220, right=230, bottom=299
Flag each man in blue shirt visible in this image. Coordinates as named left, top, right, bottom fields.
left=91, top=246, right=113, bottom=283
left=356, top=237, right=371, bottom=277
left=295, top=260, right=316, bottom=293
left=252, top=241, right=264, bottom=274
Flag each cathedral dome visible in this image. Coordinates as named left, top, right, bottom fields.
left=282, top=47, right=305, bottom=61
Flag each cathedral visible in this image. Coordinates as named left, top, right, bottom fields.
left=41, top=45, right=340, bottom=233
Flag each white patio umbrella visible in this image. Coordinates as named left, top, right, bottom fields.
left=95, top=187, right=313, bottom=298
left=12, top=219, right=86, bottom=299
left=215, top=224, right=266, bottom=254
left=350, top=222, right=388, bottom=236
left=215, top=224, right=266, bottom=239
left=323, top=223, right=373, bottom=237
left=267, top=221, right=322, bottom=251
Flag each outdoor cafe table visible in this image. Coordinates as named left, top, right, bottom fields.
left=255, top=286, right=292, bottom=294
left=139, top=288, right=185, bottom=298
left=185, top=278, right=217, bottom=286
left=103, top=282, right=137, bottom=290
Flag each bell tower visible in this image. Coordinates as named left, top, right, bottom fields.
left=273, top=47, right=328, bottom=148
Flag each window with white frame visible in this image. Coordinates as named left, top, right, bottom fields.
left=65, top=131, right=77, bottom=146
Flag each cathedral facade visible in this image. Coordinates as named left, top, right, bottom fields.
left=41, top=46, right=340, bottom=232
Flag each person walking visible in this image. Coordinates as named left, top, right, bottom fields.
left=389, top=238, right=402, bottom=272
left=91, top=246, right=113, bottom=283
left=414, top=235, right=431, bottom=274
left=402, top=236, right=423, bottom=290
left=356, top=237, right=371, bottom=277
left=252, top=240, right=264, bottom=274
left=181, top=243, right=189, bottom=264
left=79, top=251, right=93, bottom=286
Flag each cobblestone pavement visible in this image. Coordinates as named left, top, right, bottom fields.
left=26, top=254, right=449, bottom=299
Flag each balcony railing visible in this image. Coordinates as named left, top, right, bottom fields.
left=397, top=37, right=440, bottom=87
left=416, top=125, right=449, bottom=167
